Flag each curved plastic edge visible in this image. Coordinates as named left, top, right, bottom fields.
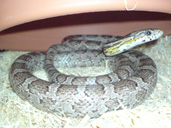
left=0, top=0, right=171, bottom=31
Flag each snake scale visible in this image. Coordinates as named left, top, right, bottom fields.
left=9, top=29, right=163, bottom=117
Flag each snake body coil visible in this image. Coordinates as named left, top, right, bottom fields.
left=9, top=29, right=163, bottom=117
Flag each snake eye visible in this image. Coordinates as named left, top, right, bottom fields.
left=146, top=31, right=151, bottom=35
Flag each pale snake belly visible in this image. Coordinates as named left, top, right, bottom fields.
left=9, top=29, right=163, bottom=117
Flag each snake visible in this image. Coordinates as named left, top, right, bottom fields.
left=9, top=28, right=163, bottom=118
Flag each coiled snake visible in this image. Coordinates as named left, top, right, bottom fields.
left=9, top=29, right=163, bottom=117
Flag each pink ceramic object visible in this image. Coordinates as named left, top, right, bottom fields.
left=0, top=0, right=170, bottom=51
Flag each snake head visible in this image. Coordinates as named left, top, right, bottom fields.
left=128, top=28, right=163, bottom=43
left=103, top=28, right=163, bottom=56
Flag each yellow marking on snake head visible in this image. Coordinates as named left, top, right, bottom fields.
left=103, top=46, right=119, bottom=55
left=104, top=37, right=133, bottom=55
left=103, top=36, right=142, bottom=56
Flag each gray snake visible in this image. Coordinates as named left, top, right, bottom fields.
left=9, top=29, right=163, bottom=117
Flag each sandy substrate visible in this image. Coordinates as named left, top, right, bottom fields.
left=0, top=36, right=171, bottom=128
